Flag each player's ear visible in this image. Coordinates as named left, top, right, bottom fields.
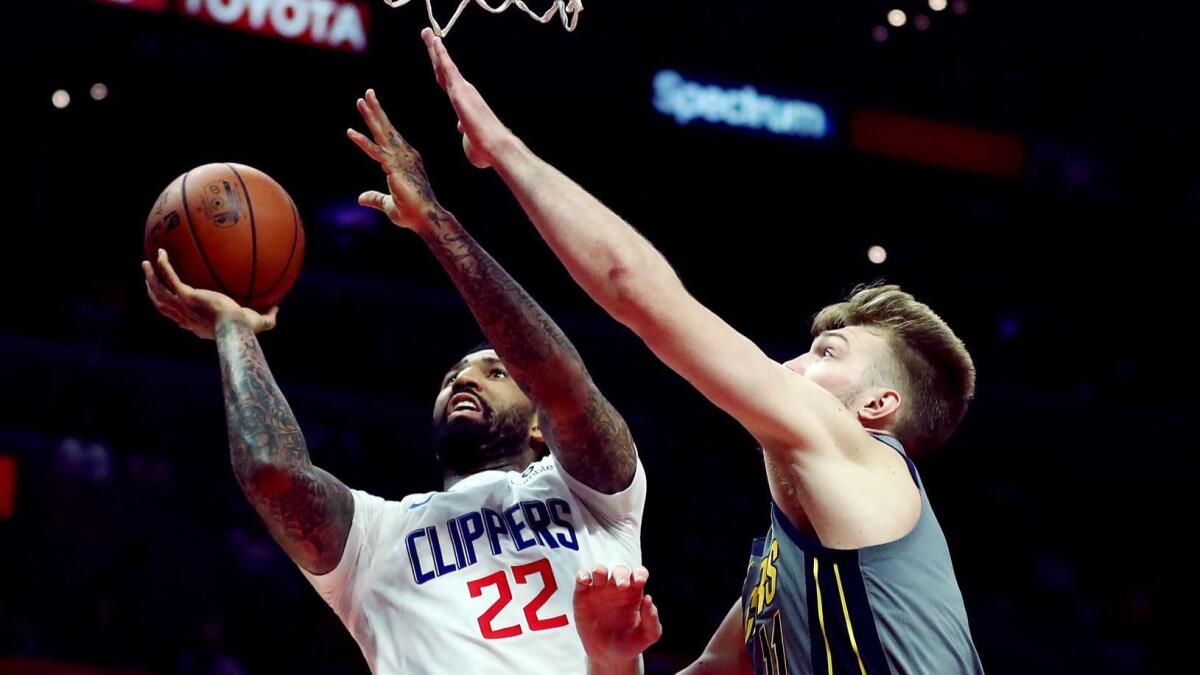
left=858, top=387, right=901, bottom=426
left=529, top=414, right=548, bottom=456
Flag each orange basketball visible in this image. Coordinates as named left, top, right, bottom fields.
left=144, top=163, right=306, bottom=312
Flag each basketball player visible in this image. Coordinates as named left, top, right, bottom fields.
left=140, top=88, right=646, bottom=674
left=421, top=29, right=984, bottom=674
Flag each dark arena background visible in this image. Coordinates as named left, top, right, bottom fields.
left=3, top=1, right=1196, bottom=673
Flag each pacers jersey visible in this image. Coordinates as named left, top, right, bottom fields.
left=741, top=435, right=982, bottom=674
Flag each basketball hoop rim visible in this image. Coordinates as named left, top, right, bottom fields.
left=380, top=0, right=584, bottom=38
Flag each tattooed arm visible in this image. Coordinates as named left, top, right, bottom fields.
left=142, top=252, right=353, bottom=575
left=348, top=89, right=636, bottom=493
left=420, top=212, right=636, bottom=493
left=218, top=314, right=354, bottom=574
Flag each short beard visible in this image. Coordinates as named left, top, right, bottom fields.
left=433, top=401, right=536, bottom=476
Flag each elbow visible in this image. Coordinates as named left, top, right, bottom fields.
left=604, top=260, right=638, bottom=313
left=234, top=459, right=305, bottom=499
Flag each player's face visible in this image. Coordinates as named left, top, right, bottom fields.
left=432, top=349, right=536, bottom=438
left=782, top=326, right=892, bottom=407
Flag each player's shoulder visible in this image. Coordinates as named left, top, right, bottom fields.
left=351, top=486, right=436, bottom=513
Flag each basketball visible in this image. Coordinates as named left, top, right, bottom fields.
left=144, top=163, right=306, bottom=312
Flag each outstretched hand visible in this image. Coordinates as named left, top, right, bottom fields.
left=421, top=27, right=519, bottom=170
left=574, top=564, right=662, bottom=673
left=347, top=88, right=447, bottom=232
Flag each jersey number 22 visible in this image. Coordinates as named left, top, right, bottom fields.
left=467, top=557, right=569, bottom=639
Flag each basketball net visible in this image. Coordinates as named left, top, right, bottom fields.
left=382, top=1, right=583, bottom=37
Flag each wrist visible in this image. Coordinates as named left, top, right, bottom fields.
left=414, top=205, right=460, bottom=237
left=215, top=308, right=251, bottom=333
left=587, top=656, right=640, bottom=675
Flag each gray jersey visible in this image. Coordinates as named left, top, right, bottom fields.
left=740, top=435, right=983, bottom=674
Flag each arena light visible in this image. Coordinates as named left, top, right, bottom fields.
left=0, top=455, right=15, bottom=520
left=850, top=108, right=1026, bottom=177
left=929, top=0, right=948, bottom=11
left=51, top=90, right=70, bottom=109
left=91, top=83, right=109, bottom=101
left=868, top=246, right=888, bottom=264
left=653, top=70, right=830, bottom=140
left=887, top=10, right=907, bottom=27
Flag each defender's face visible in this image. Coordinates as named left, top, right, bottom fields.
left=783, top=326, right=891, bottom=406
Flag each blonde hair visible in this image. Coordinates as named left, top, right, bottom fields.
left=812, top=284, right=975, bottom=457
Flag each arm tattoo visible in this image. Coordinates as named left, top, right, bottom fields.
left=217, top=317, right=353, bottom=574
left=420, top=214, right=637, bottom=493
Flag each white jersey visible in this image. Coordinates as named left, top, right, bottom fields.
left=301, top=452, right=647, bottom=675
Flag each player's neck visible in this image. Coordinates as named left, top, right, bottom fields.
left=442, top=445, right=542, bottom=490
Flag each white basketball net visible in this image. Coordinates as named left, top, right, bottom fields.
left=382, top=1, right=583, bottom=37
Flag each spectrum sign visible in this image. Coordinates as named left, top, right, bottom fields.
left=652, top=70, right=830, bottom=140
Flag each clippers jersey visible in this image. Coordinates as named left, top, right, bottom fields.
left=303, top=453, right=646, bottom=675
